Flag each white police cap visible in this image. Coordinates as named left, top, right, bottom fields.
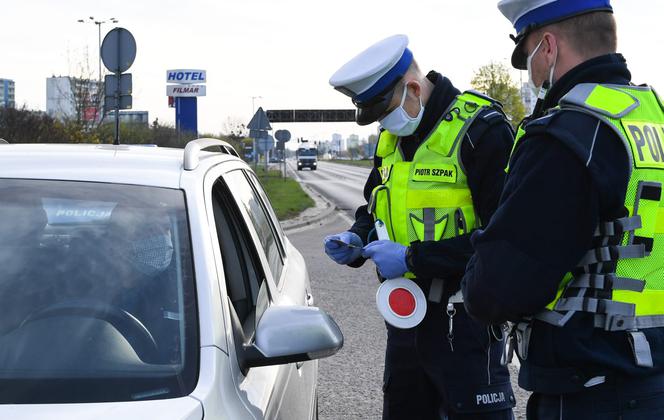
left=329, top=34, right=413, bottom=125
left=498, top=0, right=612, bottom=69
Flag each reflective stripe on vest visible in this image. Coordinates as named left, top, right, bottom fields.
left=370, top=92, right=495, bottom=278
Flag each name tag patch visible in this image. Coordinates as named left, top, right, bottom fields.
left=412, top=164, right=457, bottom=183
left=623, top=121, right=664, bottom=169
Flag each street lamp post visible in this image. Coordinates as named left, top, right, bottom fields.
left=77, top=16, right=118, bottom=123
left=77, top=16, right=119, bottom=82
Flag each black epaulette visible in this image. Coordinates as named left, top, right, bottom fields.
left=476, top=107, right=509, bottom=126
left=524, top=108, right=622, bottom=167
left=522, top=112, right=556, bottom=130
left=464, top=90, right=511, bottom=128
left=465, top=89, right=504, bottom=109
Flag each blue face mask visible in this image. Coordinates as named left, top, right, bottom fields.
left=379, top=83, right=425, bottom=137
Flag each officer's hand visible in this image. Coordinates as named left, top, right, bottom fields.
left=324, top=231, right=363, bottom=265
left=361, top=240, right=408, bottom=279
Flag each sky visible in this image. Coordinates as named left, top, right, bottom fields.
left=2, top=0, right=663, bottom=147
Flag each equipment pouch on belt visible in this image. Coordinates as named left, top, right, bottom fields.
left=514, top=320, right=533, bottom=360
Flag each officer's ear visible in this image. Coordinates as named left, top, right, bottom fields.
left=540, top=32, right=559, bottom=67
left=406, top=81, right=422, bottom=100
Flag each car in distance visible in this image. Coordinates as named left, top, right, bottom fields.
left=296, top=143, right=317, bottom=171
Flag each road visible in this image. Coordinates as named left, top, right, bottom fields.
left=285, top=161, right=526, bottom=419
left=288, top=160, right=371, bottom=217
left=290, top=214, right=385, bottom=419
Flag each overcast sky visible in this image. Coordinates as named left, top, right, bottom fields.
left=2, top=0, right=662, bottom=144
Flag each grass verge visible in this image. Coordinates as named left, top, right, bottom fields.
left=255, top=168, right=315, bottom=220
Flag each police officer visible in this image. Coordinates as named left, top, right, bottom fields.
left=324, top=35, right=516, bottom=419
left=462, top=1, right=664, bottom=418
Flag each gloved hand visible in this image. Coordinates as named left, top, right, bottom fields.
left=324, top=231, right=363, bottom=265
left=362, top=240, right=409, bottom=279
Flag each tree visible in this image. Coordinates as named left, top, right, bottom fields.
left=50, top=50, right=104, bottom=130
left=470, top=62, right=526, bottom=127
left=221, top=116, right=247, bottom=138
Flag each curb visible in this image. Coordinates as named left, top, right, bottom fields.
left=281, top=165, right=339, bottom=233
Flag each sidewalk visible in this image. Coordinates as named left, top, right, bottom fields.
left=280, top=168, right=338, bottom=233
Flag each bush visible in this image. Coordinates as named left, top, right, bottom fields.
left=0, top=108, right=248, bottom=151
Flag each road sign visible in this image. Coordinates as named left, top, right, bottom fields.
left=104, top=73, right=132, bottom=95
left=266, top=109, right=356, bottom=123
left=247, top=107, right=272, bottom=130
left=101, top=28, right=137, bottom=73
left=104, top=74, right=132, bottom=111
left=275, top=129, right=291, bottom=142
left=166, top=70, right=206, bottom=84
left=256, top=135, right=275, bottom=154
left=167, top=84, right=206, bottom=97
left=249, top=129, right=268, bottom=139
left=104, top=95, right=132, bottom=111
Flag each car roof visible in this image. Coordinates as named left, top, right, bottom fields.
left=0, top=143, right=237, bottom=188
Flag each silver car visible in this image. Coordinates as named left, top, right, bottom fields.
left=0, top=139, right=342, bottom=419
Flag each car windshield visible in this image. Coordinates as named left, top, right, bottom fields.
left=298, top=148, right=317, bottom=157
left=0, top=179, right=198, bottom=404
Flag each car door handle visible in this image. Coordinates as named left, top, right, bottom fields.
left=305, top=292, right=314, bottom=306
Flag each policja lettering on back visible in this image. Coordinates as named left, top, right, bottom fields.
left=625, top=122, right=664, bottom=167
left=324, top=34, right=516, bottom=419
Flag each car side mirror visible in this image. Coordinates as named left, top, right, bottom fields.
left=229, top=300, right=343, bottom=374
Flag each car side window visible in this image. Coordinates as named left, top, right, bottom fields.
left=224, top=170, right=284, bottom=283
left=244, top=170, right=286, bottom=252
left=211, top=179, right=269, bottom=337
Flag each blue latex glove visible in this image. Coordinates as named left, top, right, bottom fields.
left=362, top=240, right=408, bottom=279
left=324, top=231, right=363, bottom=265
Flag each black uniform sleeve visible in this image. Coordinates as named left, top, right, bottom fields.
left=347, top=154, right=383, bottom=268
left=463, top=114, right=515, bottom=227
left=407, top=113, right=514, bottom=282
left=460, top=111, right=630, bottom=324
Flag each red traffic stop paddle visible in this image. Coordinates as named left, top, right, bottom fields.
left=376, top=278, right=427, bottom=329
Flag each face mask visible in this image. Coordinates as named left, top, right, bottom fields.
left=526, top=37, right=558, bottom=99
left=379, top=83, right=425, bottom=137
left=128, top=233, right=174, bottom=277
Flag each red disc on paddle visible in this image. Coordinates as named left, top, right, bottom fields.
left=376, top=278, right=426, bottom=329
left=388, top=288, right=416, bottom=317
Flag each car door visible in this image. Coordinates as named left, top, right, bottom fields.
left=243, top=170, right=318, bottom=420
left=207, top=165, right=313, bottom=419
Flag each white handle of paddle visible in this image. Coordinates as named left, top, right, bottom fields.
left=375, top=220, right=390, bottom=241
